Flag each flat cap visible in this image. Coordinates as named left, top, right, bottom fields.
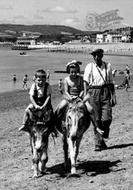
left=91, top=49, right=104, bottom=56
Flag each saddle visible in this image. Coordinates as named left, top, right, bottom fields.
left=29, top=107, right=53, bottom=124
left=68, top=97, right=87, bottom=113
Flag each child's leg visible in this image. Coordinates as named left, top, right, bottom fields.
left=85, top=101, right=104, bottom=135
left=55, top=99, right=68, bottom=117
left=19, top=110, right=29, bottom=131
left=85, top=101, right=93, bottom=113
left=19, top=104, right=34, bottom=131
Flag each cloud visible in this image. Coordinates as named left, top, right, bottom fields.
left=0, top=5, right=13, bottom=10
left=42, top=6, right=77, bottom=14
left=60, top=17, right=80, bottom=27
left=14, top=16, right=27, bottom=20
left=0, top=19, right=11, bottom=24
left=33, top=14, right=44, bottom=20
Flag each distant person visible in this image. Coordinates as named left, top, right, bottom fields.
left=13, top=74, right=17, bottom=84
left=46, top=70, right=50, bottom=83
left=125, top=71, right=130, bottom=91
left=117, top=71, right=130, bottom=90
left=126, top=64, right=130, bottom=75
left=23, top=74, right=28, bottom=90
left=112, top=69, right=117, bottom=78
left=58, top=79, right=63, bottom=94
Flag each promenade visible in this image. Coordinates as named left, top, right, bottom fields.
left=45, top=42, right=133, bottom=56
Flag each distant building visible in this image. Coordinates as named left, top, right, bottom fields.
left=104, top=31, right=122, bottom=43
left=12, top=36, right=45, bottom=50
left=96, top=34, right=104, bottom=43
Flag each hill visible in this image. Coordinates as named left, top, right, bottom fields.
left=0, top=24, right=84, bottom=36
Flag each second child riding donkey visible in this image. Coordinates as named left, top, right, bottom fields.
left=55, top=60, right=103, bottom=135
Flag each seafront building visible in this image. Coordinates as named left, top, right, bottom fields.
left=0, top=25, right=133, bottom=50
left=96, top=27, right=133, bottom=43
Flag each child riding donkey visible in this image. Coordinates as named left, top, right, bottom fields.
left=55, top=60, right=103, bottom=135
left=19, top=69, right=57, bottom=135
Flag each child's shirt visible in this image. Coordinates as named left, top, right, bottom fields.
left=64, top=75, right=83, bottom=96
left=29, top=82, right=52, bottom=106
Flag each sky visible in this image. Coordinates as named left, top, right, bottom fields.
left=0, top=0, right=133, bottom=30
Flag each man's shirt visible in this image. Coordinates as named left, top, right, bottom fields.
left=84, top=62, right=113, bottom=86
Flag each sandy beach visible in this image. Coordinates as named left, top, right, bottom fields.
left=0, top=75, right=133, bottom=190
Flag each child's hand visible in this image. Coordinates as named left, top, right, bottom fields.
left=69, top=96, right=77, bottom=102
left=35, top=105, right=41, bottom=110
left=40, top=106, right=46, bottom=110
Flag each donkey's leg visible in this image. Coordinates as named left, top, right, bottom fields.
left=75, top=136, right=82, bottom=163
left=68, top=138, right=77, bottom=174
left=39, top=146, right=48, bottom=174
left=32, top=148, right=39, bottom=178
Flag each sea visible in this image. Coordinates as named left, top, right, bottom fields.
left=0, top=48, right=133, bottom=93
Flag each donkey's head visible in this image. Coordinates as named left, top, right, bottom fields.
left=65, top=100, right=86, bottom=141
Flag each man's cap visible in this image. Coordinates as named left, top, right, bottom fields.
left=66, top=60, right=82, bottom=72
left=91, top=49, right=104, bottom=56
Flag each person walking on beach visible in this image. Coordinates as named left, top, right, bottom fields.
left=13, top=74, right=17, bottom=85
left=55, top=60, right=103, bottom=134
left=12, top=74, right=17, bottom=89
left=46, top=69, right=50, bottom=83
left=126, top=64, right=130, bottom=75
left=19, top=69, right=55, bottom=133
left=125, top=71, right=130, bottom=91
left=84, top=49, right=115, bottom=151
left=23, top=74, right=28, bottom=90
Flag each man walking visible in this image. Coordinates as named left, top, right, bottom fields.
left=84, top=49, right=115, bottom=151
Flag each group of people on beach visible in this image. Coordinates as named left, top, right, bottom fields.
left=12, top=74, right=29, bottom=90
left=19, top=48, right=117, bottom=151
left=12, top=69, right=51, bottom=91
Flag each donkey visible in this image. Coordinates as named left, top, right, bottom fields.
left=22, top=108, right=56, bottom=178
left=56, top=98, right=91, bottom=175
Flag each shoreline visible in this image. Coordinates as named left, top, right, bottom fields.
left=44, top=42, right=133, bottom=57
left=1, top=42, right=133, bottom=57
